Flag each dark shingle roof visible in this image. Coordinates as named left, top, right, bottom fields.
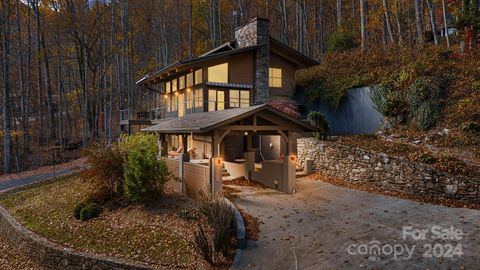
left=141, top=104, right=316, bottom=134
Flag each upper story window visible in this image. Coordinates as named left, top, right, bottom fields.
left=195, top=69, right=203, bottom=85
left=194, top=89, right=203, bottom=110
left=172, top=79, right=177, bottom=92
left=208, top=63, right=228, bottom=83
left=165, top=81, right=171, bottom=93
left=229, top=90, right=250, bottom=108
left=186, top=72, right=194, bottom=87
left=179, top=76, right=185, bottom=90
left=268, top=68, right=282, bottom=88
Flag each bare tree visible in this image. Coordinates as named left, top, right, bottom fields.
left=441, top=0, right=450, bottom=48
left=425, top=0, right=438, bottom=45
left=360, top=0, right=367, bottom=50
left=1, top=0, right=12, bottom=173
left=414, top=0, right=424, bottom=44
left=382, top=0, right=395, bottom=44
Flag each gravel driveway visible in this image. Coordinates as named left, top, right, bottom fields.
left=233, top=178, right=480, bottom=269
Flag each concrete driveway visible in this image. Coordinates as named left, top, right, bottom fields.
left=232, top=178, right=480, bottom=269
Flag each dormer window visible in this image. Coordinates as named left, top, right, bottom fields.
left=268, top=68, right=282, bottom=88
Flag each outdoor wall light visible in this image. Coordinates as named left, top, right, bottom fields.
left=164, top=95, right=169, bottom=99
left=274, top=180, right=279, bottom=190
left=216, top=158, right=223, bottom=165
left=187, top=88, right=191, bottom=92
left=244, top=132, right=248, bottom=136
left=289, top=155, right=297, bottom=162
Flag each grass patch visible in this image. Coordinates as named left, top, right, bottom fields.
left=0, top=174, right=207, bottom=269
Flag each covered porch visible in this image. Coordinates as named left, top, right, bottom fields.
left=142, top=104, right=316, bottom=196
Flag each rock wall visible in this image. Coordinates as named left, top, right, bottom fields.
left=297, top=138, right=480, bottom=202
left=0, top=206, right=151, bottom=270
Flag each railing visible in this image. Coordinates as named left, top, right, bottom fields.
left=121, top=101, right=252, bottom=121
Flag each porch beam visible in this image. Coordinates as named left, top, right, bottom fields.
left=222, top=125, right=289, bottom=131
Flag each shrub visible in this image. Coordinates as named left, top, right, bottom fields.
left=308, top=111, right=330, bottom=139
left=415, top=102, right=443, bottom=131
left=267, top=97, right=301, bottom=119
left=195, top=192, right=235, bottom=265
left=73, top=201, right=87, bottom=220
left=327, top=29, right=357, bottom=53
left=462, top=121, right=480, bottom=135
left=79, top=202, right=102, bottom=221
left=73, top=201, right=102, bottom=221
left=84, top=142, right=125, bottom=199
left=406, top=77, right=446, bottom=130
left=121, top=133, right=171, bottom=202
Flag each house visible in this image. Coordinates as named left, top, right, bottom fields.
left=131, top=17, right=318, bottom=194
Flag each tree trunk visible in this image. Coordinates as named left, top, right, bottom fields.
left=337, top=0, right=342, bottom=27
left=360, top=0, right=367, bottom=50
left=394, top=0, right=403, bottom=45
left=1, top=0, right=12, bottom=173
left=441, top=0, right=450, bottom=48
left=425, top=0, right=438, bottom=45
left=382, top=0, right=395, bottom=44
left=414, top=0, right=424, bottom=44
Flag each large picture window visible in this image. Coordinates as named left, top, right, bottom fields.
left=195, top=69, right=203, bottom=85
left=229, top=90, right=250, bottom=108
left=208, top=63, right=228, bottom=83
left=268, top=68, right=282, bottom=88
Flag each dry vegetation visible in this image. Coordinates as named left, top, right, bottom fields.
left=0, top=174, right=211, bottom=269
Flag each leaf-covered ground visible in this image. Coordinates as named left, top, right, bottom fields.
left=0, top=175, right=210, bottom=269
left=0, top=233, right=45, bottom=270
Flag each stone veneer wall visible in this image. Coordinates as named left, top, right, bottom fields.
left=234, top=17, right=270, bottom=103
left=297, top=138, right=480, bottom=202
left=0, top=205, right=151, bottom=270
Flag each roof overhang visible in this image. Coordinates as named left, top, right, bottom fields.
left=141, top=104, right=317, bottom=135
left=269, top=37, right=320, bottom=69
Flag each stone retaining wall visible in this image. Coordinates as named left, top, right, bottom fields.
left=297, top=138, right=480, bottom=202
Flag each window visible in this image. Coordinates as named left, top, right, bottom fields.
left=229, top=90, right=250, bottom=108
left=186, top=89, right=193, bottom=110
left=186, top=72, right=194, bottom=87
left=178, top=93, right=185, bottom=117
left=195, top=69, right=203, bottom=85
left=172, top=79, right=177, bottom=92
left=165, top=95, right=171, bottom=112
left=208, top=63, right=228, bottom=83
left=268, top=68, right=282, bottom=88
left=165, top=81, right=171, bottom=93
left=179, top=76, right=185, bottom=90
left=194, top=89, right=203, bottom=111
left=208, top=89, right=225, bottom=111
left=171, top=94, right=178, bottom=112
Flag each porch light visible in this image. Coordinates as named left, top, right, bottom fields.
left=289, top=155, right=297, bottom=162
left=216, top=158, right=223, bottom=165
left=244, top=132, right=248, bottom=136
left=175, top=92, right=179, bottom=96
left=164, top=95, right=169, bottom=99
left=186, top=88, right=191, bottom=92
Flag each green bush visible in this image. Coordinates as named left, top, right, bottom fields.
left=73, top=201, right=87, bottom=220
left=73, top=201, right=102, bottom=221
left=406, top=77, right=445, bottom=130
left=308, top=111, right=330, bottom=139
left=121, top=133, right=171, bottom=202
left=327, top=29, right=357, bottom=53
left=79, top=202, right=102, bottom=221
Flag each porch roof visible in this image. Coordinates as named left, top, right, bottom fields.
left=141, top=104, right=317, bottom=134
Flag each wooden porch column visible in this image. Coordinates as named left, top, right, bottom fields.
left=282, top=130, right=297, bottom=193
left=178, top=134, right=190, bottom=195
left=159, top=134, right=168, bottom=157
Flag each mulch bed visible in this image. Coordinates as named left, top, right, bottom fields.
left=237, top=208, right=261, bottom=241
left=223, top=177, right=267, bottom=189
left=303, top=174, right=480, bottom=210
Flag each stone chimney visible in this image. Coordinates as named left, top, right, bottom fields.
left=235, top=17, right=270, bottom=104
